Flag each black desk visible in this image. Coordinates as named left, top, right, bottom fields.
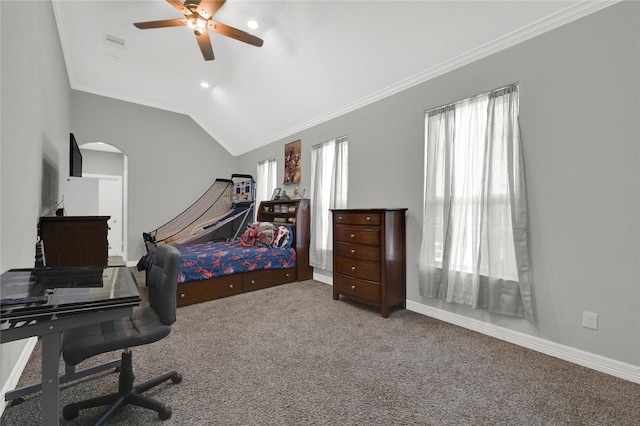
left=1, top=266, right=140, bottom=426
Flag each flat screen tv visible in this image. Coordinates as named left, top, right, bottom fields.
left=69, top=133, right=82, bottom=177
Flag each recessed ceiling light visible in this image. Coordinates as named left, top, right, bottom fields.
left=200, top=82, right=210, bottom=88
left=247, top=20, right=259, bottom=30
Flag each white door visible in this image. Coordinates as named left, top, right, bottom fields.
left=94, top=176, right=124, bottom=257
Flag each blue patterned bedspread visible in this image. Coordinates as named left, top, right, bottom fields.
left=138, top=241, right=296, bottom=284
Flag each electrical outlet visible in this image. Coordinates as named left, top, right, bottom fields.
left=583, top=311, right=598, bottom=330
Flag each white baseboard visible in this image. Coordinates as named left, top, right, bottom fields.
left=312, top=272, right=332, bottom=285
left=0, top=337, right=38, bottom=416
left=312, top=277, right=639, bottom=384
left=406, top=300, right=640, bottom=385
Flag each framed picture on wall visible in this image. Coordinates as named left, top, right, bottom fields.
left=284, top=139, right=301, bottom=184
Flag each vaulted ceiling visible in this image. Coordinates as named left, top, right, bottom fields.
left=53, top=0, right=612, bottom=156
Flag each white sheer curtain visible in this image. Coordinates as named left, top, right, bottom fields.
left=419, top=84, right=533, bottom=321
left=309, top=136, right=348, bottom=271
left=255, top=158, right=277, bottom=220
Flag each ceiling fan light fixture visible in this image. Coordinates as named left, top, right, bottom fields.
left=134, top=0, right=264, bottom=61
left=247, top=20, right=259, bottom=30
left=188, top=16, right=207, bottom=35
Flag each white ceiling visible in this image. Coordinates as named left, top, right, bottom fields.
left=53, top=0, right=613, bottom=156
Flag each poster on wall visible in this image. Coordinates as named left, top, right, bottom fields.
left=284, top=139, right=301, bottom=184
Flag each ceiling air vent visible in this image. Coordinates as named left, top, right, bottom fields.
left=104, top=34, right=126, bottom=49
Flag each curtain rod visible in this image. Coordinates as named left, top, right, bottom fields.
left=426, top=82, right=518, bottom=116
left=312, top=134, right=349, bottom=149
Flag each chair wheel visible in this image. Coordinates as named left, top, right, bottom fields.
left=9, top=397, right=24, bottom=407
left=171, top=373, right=182, bottom=384
left=159, top=405, right=172, bottom=420
left=63, top=407, right=79, bottom=420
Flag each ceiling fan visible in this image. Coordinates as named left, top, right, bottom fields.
left=133, top=0, right=263, bottom=61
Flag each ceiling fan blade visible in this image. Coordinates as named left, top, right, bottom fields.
left=166, top=0, right=191, bottom=16
left=195, top=0, right=227, bottom=19
left=134, top=18, right=188, bottom=30
left=208, top=21, right=264, bottom=47
left=195, top=30, right=215, bottom=61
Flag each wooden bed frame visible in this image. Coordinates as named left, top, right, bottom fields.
left=174, top=198, right=312, bottom=308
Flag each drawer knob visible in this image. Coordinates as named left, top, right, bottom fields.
left=366, top=216, right=371, bottom=221
left=338, top=216, right=343, bottom=220
left=286, top=273, right=290, bottom=277
left=351, top=285, right=356, bottom=290
left=229, top=284, right=233, bottom=289
left=180, top=293, right=185, bottom=299
left=350, top=249, right=356, bottom=254
left=350, top=234, right=355, bottom=239
left=351, top=266, right=356, bottom=271
left=251, top=280, right=256, bottom=284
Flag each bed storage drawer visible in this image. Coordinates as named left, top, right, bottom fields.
left=243, top=268, right=296, bottom=292
left=177, top=274, right=242, bottom=307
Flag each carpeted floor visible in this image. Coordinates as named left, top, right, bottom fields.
left=2, top=276, right=639, bottom=425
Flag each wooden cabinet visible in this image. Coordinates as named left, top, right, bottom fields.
left=39, top=216, right=109, bottom=267
left=257, top=198, right=313, bottom=281
left=332, top=208, right=407, bottom=318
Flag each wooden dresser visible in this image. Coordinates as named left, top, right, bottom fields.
left=331, top=208, right=407, bottom=318
left=39, top=216, right=109, bottom=267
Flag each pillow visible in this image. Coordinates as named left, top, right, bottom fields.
left=240, top=222, right=275, bottom=247
left=272, top=225, right=291, bottom=248
left=239, top=226, right=256, bottom=247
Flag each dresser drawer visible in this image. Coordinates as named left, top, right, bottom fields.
left=333, top=212, right=381, bottom=226
left=334, top=274, right=380, bottom=304
left=334, top=227, right=380, bottom=246
left=335, top=256, right=380, bottom=282
left=335, top=242, right=380, bottom=261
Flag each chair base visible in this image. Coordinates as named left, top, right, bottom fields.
left=63, top=351, right=181, bottom=425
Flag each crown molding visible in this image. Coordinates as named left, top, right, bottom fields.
left=239, top=0, right=621, bottom=156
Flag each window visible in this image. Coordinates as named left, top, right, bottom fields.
left=255, top=158, right=277, bottom=220
left=419, top=84, right=533, bottom=321
left=309, top=136, right=348, bottom=271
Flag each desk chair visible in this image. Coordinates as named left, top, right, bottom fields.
left=61, top=244, right=182, bottom=424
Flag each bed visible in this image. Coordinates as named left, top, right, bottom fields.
left=138, top=199, right=312, bottom=307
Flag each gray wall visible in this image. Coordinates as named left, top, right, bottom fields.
left=70, top=92, right=238, bottom=261
left=0, top=0, right=238, bottom=402
left=238, top=2, right=639, bottom=367
left=0, top=0, right=71, bottom=405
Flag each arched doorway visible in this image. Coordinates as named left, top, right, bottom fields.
left=79, top=142, right=129, bottom=262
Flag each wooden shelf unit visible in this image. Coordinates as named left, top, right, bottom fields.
left=257, top=198, right=312, bottom=281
